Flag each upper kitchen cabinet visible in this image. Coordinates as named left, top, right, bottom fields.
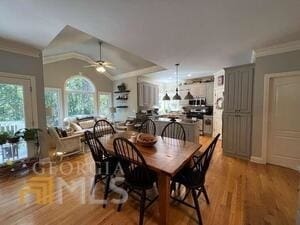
left=224, top=64, right=254, bottom=114
left=138, top=82, right=159, bottom=107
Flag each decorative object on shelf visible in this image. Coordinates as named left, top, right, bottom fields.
left=117, top=83, right=126, bottom=92
left=216, top=97, right=224, bottom=109
left=162, top=91, right=170, bottom=101
left=109, top=107, right=116, bottom=123
left=184, top=89, right=194, bottom=100
left=116, top=94, right=128, bottom=100
left=218, top=75, right=224, bottom=86
left=173, top=63, right=182, bottom=100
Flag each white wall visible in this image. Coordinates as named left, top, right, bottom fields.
left=213, top=70, right=225, bottom=139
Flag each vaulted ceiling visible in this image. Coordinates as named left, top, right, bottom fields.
left=43, top=26, right=158, bottom=76
left=1, top=0, right=300, bottom=81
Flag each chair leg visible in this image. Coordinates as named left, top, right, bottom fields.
left=90, top=176, right=97, bottom=194
left=139, top=189, right=146, bottom=225
left=202, top=185, right=210, bottom=204
left=191, top=189, right=203, bottom=225
left=103, top=175, right=111, bottom=208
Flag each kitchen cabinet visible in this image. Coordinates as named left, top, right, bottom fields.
left=223, top=113, right=252, bottom=158
left=154, top=119, right=200, bottom=143
left=224, top=65, right=254, bottom=113
left=138, top=82, right=159, bottom=107
left=223, top=64, right=254, bottom=159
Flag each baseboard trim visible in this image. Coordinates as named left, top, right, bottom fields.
left=250, top=156, right=266, bottom=164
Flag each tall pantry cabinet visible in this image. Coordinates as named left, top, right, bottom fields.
left=222, top=64, right=254, bottom=159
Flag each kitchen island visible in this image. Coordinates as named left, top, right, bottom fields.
left=154, top=118, right=200, bottom=143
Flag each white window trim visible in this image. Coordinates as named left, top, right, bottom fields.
left=45, top=87, right=63, bottom=126
left=64, top=75, right=97, bottom=117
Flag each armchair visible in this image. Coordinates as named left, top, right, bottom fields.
left=48, top=127, right=84, bottom=161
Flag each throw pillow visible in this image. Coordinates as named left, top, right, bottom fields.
left=70, top=122, right=83, bottom=131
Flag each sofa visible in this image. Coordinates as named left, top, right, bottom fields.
left=66, top=115, right=107, bottom=135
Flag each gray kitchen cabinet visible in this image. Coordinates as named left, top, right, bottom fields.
left=223, top=64, right=254, bottom=159
left=223, top=113, right=251, bottom=158
left=205, top=82, right=214, bottom=106
left=224, top=64, right=254, bottom=114
left=138, top=82, right=159, bottom=107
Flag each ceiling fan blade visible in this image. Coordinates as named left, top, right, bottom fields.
left=102, top=61, right=113, bottom=65
left=84, top=65, right=97, bottom=68
left=105, top=65, right=116, bottom=69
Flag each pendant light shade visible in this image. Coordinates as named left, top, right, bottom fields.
left=184, top=90, right=194, bottom=100
left=172, top=63, right=181, bottom=100
left=173, top=88, right=181, bottom=100
left=163, top=92, right=170, bottom=101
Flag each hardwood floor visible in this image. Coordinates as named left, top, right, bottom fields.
left=0, top=137, right=298, bottom=225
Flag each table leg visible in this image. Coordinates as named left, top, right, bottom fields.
left=158, top=173, right=170, bottom=225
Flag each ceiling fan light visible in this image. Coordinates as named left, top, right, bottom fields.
left=96, top=66, right=106, bottom=73
left=163, top=92, right=170, bottom=101
left=184, top=91, right=194, bottom=100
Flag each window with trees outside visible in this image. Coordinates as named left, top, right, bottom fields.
left=44, top=88, right=62, bottom=126
left=98, top=92, right=112, bottom=119
left=65, top=76, right=96, bottom=117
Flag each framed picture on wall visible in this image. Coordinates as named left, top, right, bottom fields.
left=217, top=75, right=224, bottom=86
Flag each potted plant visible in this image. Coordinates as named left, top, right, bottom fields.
left=0, top=131, right=9, bottom=145
left=7, top=131, right=20, bottom=144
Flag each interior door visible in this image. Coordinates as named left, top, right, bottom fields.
left=0, top=76, right=33, bottom=132
left=267, top=73, right=300, bottom=170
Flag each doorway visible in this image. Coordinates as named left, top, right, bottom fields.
left=265, top=71, right=300, bottom=170
left=0, top=75, right=35, bottom=133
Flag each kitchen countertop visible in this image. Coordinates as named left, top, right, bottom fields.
left=154, top=117, right=200, bottom=126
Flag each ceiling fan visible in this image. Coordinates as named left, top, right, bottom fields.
left=84, top=41, right=115, bottom=73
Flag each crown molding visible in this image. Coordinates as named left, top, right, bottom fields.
left=43, top=52, right=164, bottom=81
left=112, top=65, right=164, bottom=81
left=0, top=38, right=41, bottom=58
left=213, top=69, right=225, bottom=77
left=254, top=40, right=300, bottom=58
left=43, top=52, right=114, bottom=80
left=43, top=52, right=95, bottom=65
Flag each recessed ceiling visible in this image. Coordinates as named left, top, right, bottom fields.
left=1, top=0, right=300, bottom=81
left=43, top=25, right=157, bottom=76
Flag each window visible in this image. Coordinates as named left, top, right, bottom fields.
left=45, top=88, right=62, bottom=126
left=98, top=92, right=112, bottom=119
left=65, top=76, right=96, bottom=117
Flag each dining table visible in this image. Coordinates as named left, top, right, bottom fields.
left=99, top=131, right=202, bottom=225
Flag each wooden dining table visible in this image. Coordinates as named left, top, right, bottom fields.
left=99, top=131, right=201, bottom=225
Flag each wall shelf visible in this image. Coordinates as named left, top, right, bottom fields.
left=114, top=90, right=130, bottom=94
left=116, top=106, right=128, bottom=109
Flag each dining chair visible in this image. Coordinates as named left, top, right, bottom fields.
left=113, top=137, right=158, bottom=225
left=161, top=121, right=186, bottom=141
left=93, top=119, right=116, bottom=138
left=170, top=133, right=220, bottom=225
left=139, top=119, right=156, bottom=135
left=84, top=131, right=119, bottom=207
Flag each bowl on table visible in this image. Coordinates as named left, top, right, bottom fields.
left=136, top=133, right=157, bottom=147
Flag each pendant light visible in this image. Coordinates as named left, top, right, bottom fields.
left=184, top=89, right=194, bottom=100
left=162, top=91, right=170, bottom=100
left=173, top=63, right=181, bottom=100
